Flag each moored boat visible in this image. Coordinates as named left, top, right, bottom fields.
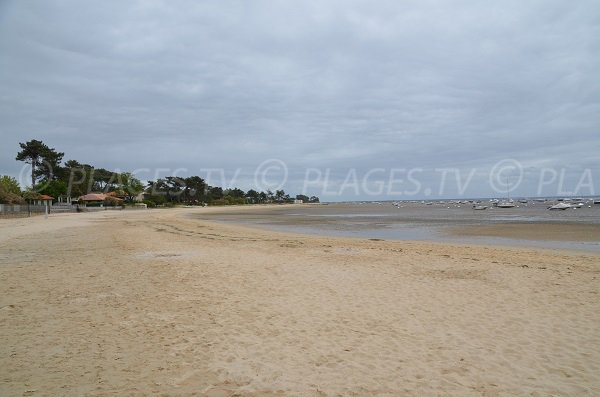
left=548, top=202, right=571, bottom=210
left=496, top=201, right=515, bottom=208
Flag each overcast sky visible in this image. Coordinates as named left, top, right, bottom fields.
left=1, top=0, right=598, bottom=200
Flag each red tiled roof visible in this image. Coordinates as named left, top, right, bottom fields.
left=39, top=195, right=54, bottom=200
left=79, top=193, right=107, bottom=201
left=79, top=193, right=124, bottom=202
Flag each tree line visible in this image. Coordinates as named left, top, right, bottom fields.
left=0, top=139, right=320, bottom=207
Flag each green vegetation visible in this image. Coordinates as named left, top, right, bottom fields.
left=0, top=176, right=24, bottom=204
left=0, top=175, right=21, bottom=195
left=5, top=139, right=320, bottom=207
left=295, top=194, right=320, bottom=203
left=15, top=139, right=64, bottom=188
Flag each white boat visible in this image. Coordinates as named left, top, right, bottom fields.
left=548, top=202, right=571, bottom=210
left=496, top=177, right=516, bottom=208
left=473, top=205, right=488, bottom=210
left=496, top=201, right=516, bottom=208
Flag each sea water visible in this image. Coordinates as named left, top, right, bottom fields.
left=194, top=201, right=600, bottom=252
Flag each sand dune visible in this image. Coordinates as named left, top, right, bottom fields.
left=1, top=207, right=599, bottom=396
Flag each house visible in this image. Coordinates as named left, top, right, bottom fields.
left=78, top=193, right=123, bottom=207
left=79, top=193, right=107, bottom=204
left=34, top=194, right=54, bottom=206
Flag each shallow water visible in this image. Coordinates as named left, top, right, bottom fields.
left=194, top=201, right=600, bottom=252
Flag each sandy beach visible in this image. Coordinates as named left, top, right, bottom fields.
left=1, top=207, right=599, bottom=396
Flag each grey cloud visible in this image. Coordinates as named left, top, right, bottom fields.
left=1, top=0, right=599, bottom=199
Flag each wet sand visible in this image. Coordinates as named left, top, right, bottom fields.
left=451, top=222, right=600, bottom=242
left=1, top=207, right=600, bottom=396
left=194, top=203, right=600, bottom=252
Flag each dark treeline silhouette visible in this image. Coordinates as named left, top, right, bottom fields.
left=145, top=178, right=318, bottom=207
left=6, top=139, right=319, bottom=207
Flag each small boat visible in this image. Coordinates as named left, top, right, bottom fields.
left=548, top=202, right=571, bottom=210
left=496, top=201, right=515, bottom=208
left=496, top=177, right=516, bottom=208
left=594, top=199, right=600, bottom=205
left=473, top=205, right=488, bottom=210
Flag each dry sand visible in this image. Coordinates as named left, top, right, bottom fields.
left=1, top=207, right=599, bottom=396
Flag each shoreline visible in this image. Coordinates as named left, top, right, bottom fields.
left=189, top=203, right=600, bottom=253
left=1, top=208, right=599, bottom=396
left=2, top=205, right=599, bottom=255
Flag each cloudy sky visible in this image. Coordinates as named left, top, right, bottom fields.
left=1, top=0, right=598, bottom=200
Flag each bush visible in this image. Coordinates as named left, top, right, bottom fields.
left=104, top=197, right=121, bottom=207
left=146, top=195, right=166, bottom=205
left=208, top=198, right=226, bottom=206
left=0, top=175, right=21, bottom=195
left=142, top=199, right=156, bottom=208
left=0, top=185, right=24, bottom=204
